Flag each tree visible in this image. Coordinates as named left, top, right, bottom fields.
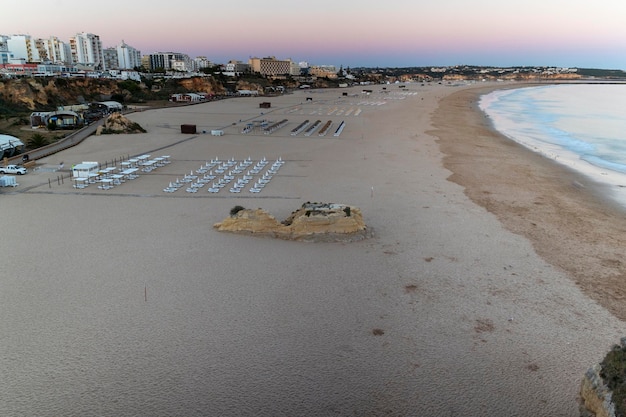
left=27, top=133, right=49, bottom=149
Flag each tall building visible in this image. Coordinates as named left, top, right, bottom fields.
left=46, top=36, right=72, bottom=64
left=103, top=48, right=117, bottom=70
left=248, top=56, right=299, bottom=76
left=6, top=35, right=41, bottom=63
left=70, top=32, right=105, bottom=70
left=116, top=41, right=141, bottom=69
left=0, top=36, right=13, bottom=64
left=103, top=41, right=141, bottom=70
left=148, top=52, right=191, bottom=71
left=194, top=56, right=212, bottom=71
left=4, top=35, right=75, bottom=65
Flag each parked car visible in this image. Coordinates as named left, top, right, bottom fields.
left=0, top=164, right=27, bottom=175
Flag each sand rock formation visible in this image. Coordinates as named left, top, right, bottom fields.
left=580, top=364, right=615, bottom=417
left=96, top=113, right=146, bottom=135
left=578, top=338, right=626, bottom=417
left=213, top=202, right=370, bottom=242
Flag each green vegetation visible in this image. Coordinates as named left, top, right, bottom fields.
left=577, top=68, right=626, bottom=78
left=230, top=205, right=245, bottom=217
left=119, top=80, right=142, bottom=94
left=600, top=343, right=626, bottom=416
left=27, top=133, right=49, bottom=149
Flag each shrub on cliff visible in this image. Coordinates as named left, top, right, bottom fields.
left=230, top=205, right=245, bottom=217
left=600, top=344, right=626, bottom=416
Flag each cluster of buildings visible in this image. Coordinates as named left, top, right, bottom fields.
left=0, top=32, right=341, bottom=80
left=1, top=33, right=140, bottom=73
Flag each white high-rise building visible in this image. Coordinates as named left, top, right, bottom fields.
left=70, top=32, right=105, bottom=70
left=116, top=40, right=141, bottom=69
left=194, top=56, right=212, bottom=71
left=46, top=36, right=72, bottom=65
left=6, top=34, right=41, bottom=63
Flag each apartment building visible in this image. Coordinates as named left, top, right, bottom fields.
left=46, top=36, right=72, bottom=64
left=248, top=56, right=300, bottom=76
left=116, top=41, right=141, bottom=69
left=70, top=32, right=105, bottom=70
left=194, top=56, right=213, bottom=71
left=1, top=35, right=74, bottom=65
left=149, top=52, right=192, bottom=71
left=103, top=41, right=141, bottom=70
left=6, top=35, right=41, bottom=63
left=0, top=36, right=12, bottom=64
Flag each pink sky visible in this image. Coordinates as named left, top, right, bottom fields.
left=3, top=0, right=626, bottom=69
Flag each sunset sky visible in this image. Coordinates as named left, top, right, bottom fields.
left=3, top=0, right=625, bottom=69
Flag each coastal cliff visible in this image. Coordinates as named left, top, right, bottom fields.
left=0, top=76, right=227, bottom=111
left=580, top=364, right=615, bottom=417
left=213, top=203, right=370, bottom=242
left=578, top=338, right=626, bottom=417
left=0, top=78, right=122, bottom=110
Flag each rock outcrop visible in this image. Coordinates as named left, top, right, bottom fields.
left=579, top=338, right=626, bottom=417
left=213, top=203, right=370, bottom=242
left=96, top=113, right=146, bottom=135
left=580, top=364, right=616, bottom=417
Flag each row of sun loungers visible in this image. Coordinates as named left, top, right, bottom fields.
left=163, top=157, right=285, bottom=194
left=291, top=120, right=310, bottom=135
left=263, top=119, right=288, bottom=135
left=333, top=121, right=346, bottom=137
left=317, top=121, right=333, bottom=136
left=304, top=120, right=322, bottom=136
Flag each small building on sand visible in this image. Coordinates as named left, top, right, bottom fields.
left=72, top=161, right=99, bottom=178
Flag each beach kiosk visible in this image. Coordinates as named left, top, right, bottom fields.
left=72, top=161, right=99, bottom=179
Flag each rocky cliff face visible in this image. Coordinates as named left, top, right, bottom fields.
left=213, top=203, right=370, bottom=242
left=579, top=364, right=616, bottom=417
left=0, top=78, right=124, bottom=110
left=577, top=338, right=626, bottom=417
left=178, top=76, right=226, bottom=96
left=0, top=76, right=228, bottom=111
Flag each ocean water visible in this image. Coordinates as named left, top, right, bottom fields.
left=479, top=84, right=626, bottom=207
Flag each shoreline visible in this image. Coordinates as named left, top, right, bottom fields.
left=479, top=85, right=626, bottom=209
left=432, top=84, right=626, bottom=320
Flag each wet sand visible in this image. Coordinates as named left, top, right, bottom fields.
left=433, top=85, right=626, bottom=321
left=1, top=83, right=625, bottom=416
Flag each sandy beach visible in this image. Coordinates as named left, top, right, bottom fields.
left=433, top=85, right=626, bottom=321
left=1, top=83, right=625, bottom=416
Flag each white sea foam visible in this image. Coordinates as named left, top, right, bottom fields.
left=480, top=84, right=626, bottom=208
